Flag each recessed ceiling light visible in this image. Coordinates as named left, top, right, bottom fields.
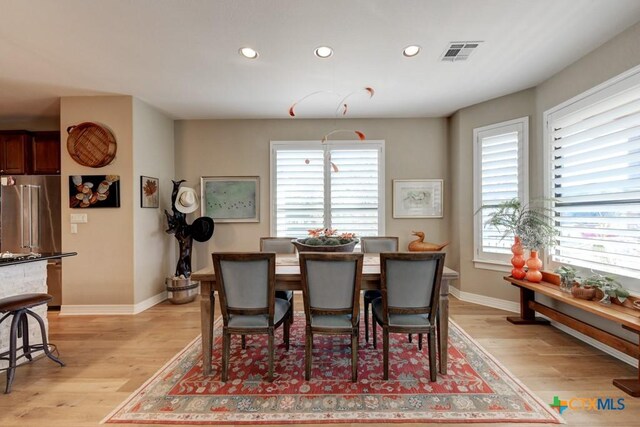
left=403, top=45, right=421, bottom=57
left=314, top=46, right=333, bottom=58
left=239, top=47, right=259, bottom=59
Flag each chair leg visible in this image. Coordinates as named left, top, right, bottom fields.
left=284, top=318, right=290, bottom=351
left=372, top=317, right=377, bottom=349
left=241, top=335, right=246, bottom=349
left=26, top=310, right=64, bottom=367
left=289, top=296, right=295, bottom=325
left=408, top=333, right=412, bottom=343
left=221, top=329, right=230, bottom=382
left=418, top=333, right=423, bottom=351
left=305, top=328, right=312, bottom=381
left=428, top=331, right=437, bottom=382
left=364, top=299, right=370, bottom=343
left=5, top=310, right=23, bottom=394
left=351, top=328, right=358, bottom=382
left=268, top=329, right=274, bottom=382
left=383, top=326, right=389, bottom=381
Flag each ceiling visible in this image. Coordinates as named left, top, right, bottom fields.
left=1, top=0, right=640, bottom=121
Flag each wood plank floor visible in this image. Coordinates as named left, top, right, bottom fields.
left=0, top=296, right=638, bottom=426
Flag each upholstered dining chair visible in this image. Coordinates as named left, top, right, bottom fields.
left=211, top=252, right=291, bottom=382
left=260, top=237, right=296, bottom=327
left=360, top=236, right=399, bottom=344
left=299, top=252, right=364, bottom=382
left=371, top=252, right=445, bottom=381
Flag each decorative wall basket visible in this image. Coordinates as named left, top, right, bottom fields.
left=67, top=122, right=117, bottom=167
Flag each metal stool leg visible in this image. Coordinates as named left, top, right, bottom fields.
left=20, top=313, right=32, bottom=361
left=5, top=309, right=24, bottom=394
left=26, top=310, right=64, bottom=367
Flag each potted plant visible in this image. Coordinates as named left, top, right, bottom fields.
left=555, top=265, right=578, bottom=293
left=292, top=228, right=359, bottom=253
left=581, top=273, right=629, bottom=305
left=480, top=198, right=556, bottom=282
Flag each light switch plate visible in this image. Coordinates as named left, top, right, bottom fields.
left=71, top=224, right=78, bottom=234
left=70, top=213, right=88, bottom=224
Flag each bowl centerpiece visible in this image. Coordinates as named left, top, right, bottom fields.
left=292, top=228, right=358, bottom=253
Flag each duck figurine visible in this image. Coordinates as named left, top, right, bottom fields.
left=408, top=231, right=449, bottom=252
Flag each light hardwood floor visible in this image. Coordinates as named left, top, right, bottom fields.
left=0, top=296, right=638, bottom=426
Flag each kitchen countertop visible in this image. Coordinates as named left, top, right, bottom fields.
left=0, top=252, right=77, bottom=267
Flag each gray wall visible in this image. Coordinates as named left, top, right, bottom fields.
left=174, top=118, right=451, bottom=272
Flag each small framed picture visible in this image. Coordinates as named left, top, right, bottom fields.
left=201, top=176, right=259, bottom=223
left=393, top=179, right=443, bottom=218
left=140, top=176, right=159, bottom=208
left=69, top=175, right=121, bottom=209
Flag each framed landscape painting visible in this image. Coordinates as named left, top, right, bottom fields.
left=201, top=176, right=259, bottom=222
left=393, top=179, right=443, bottom=218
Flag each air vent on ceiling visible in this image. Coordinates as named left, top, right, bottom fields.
left=441, top=41, right=483, bottom=62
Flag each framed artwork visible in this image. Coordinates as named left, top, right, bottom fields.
left=393, top=179, right=443, bottom=218
left=201, top=176, right=259, bottom=222
left=69, top=175, right=120, bottom=208
left=140, top=176, right=159, bottom=208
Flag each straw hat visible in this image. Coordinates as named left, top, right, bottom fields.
left=175, top=187, right=199, bottom=214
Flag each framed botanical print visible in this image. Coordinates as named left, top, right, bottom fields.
left=141, top=176, right=159, bottom=208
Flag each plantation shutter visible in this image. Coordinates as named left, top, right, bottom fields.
left=330, top=148, right=380, bottom=236
left=272, top=141, right=384, bottom=238
left=473, top=118, right=528, bottom=265
left=549, top=79, right=640, bottom=279
left=274, top=148, right=325, bottom=236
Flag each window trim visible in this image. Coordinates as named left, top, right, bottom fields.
left=472, top=117, right=529, bottom=271
left=543, top=64, right=640, bottom=291
left=269, top=140, right=386, bottom=237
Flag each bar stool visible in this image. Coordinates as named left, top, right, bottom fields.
left=0, top=293, right=64, bottom=393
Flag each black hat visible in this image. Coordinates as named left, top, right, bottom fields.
left=191, top=217, right=214, bottom=242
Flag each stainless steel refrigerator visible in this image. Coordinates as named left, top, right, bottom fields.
left=0, top=175, right=62, bottom=306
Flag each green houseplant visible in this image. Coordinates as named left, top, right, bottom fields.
left=555, top=265, right=578, bottom=293
left=582, top=273, right=629, bottom=305
left=480, top=198, right=557, bottom=282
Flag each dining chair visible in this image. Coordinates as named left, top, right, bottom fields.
left=360, top=236, right=399, bottom=345
left=299, top=252, right=363, bottom=382
left=260, top=237, right=296, bottom=328
left=212, top=252, right=291, bottom=382
left=371, top=252, right=445, bottom=381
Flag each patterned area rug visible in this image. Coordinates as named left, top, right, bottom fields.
left=103, top=315, right=563, bottom=424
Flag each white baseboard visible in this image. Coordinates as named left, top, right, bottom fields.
left=60, top=291, right=167, bottom=316
left=449, top=286, right=520, bottom=313
left=134, top=291, right=168, bottom=314
left=450, top=286, right=636, bottom=367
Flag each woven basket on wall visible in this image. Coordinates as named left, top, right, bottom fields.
left=66, top=122, right=117, bottom=167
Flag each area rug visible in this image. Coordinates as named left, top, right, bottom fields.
left=103, top=314, right=563, bottom=424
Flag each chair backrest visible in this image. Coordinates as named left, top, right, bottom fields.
left=299, top=252, right=364, bottom=325
left=380, top=252, right=445, bottom=324
left=211, top=252, right=276, bottom=326
left=260, top=237, right=296, bottom=254
left=360, top=236, right=399, bottom=253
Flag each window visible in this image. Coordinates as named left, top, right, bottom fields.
left=545, top=67, right=640, bottom=287
left=270, top=140, right=385, bottom=237
left=473, top=117, right=529, bottom=270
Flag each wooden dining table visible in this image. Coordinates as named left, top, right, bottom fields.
left=192, top=254, right=459, bottom=377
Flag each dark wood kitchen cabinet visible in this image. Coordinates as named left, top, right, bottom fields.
left=0, top=131, right=30, bottom=174
left=31, top=131, right=61, bottom=174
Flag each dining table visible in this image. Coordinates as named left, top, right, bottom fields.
left=191, top=254, right=459, bottom=377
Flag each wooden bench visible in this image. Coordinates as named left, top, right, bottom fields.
left=504, top=272, right=640, bottom=397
